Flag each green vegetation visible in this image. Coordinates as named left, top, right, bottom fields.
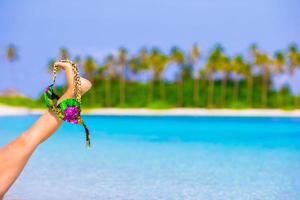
left=80, top=79, right=298, bottom=109
left=0, top=97, right=43, bottom=108
left=2, top=43, right=300, bottom=109
left=80, top=43, right=300, bottom=109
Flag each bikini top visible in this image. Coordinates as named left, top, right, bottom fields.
left=44, top=60, right=91, bottom=148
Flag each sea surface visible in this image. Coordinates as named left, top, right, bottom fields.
left=1, top=115, right=300, bottom=200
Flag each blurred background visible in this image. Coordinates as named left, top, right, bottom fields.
left=2, top=1, right=300, bottom=199
left=0, top=0, right=299, bottom=109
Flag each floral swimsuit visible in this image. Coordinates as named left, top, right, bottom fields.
left=44, top=61, right=91, bottom=148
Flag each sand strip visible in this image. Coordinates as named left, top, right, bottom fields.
left=1, top=105, right=300, bottom=117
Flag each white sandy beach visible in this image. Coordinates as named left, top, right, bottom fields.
left=0, top=104, right=43, bottom=116
left=1, top=104, right=300, bottom=117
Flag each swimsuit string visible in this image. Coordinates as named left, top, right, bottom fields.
left=83, top=122, right=91, bottom=148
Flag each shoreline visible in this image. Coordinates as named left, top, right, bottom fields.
left=87, top=108, right=300, bottom=117
left=1, top=104, right=300, bottom=117
left=0, top=105, right=43, bottom=116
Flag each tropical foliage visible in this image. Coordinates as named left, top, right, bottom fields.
left=53, top=44, right=300, bottom=109
left=2, top=44, right=300, bottom=109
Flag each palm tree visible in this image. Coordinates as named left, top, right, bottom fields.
left=249, top=44, right=258, bottom=57
left=219, top=55, right=231, bottom=107
left=128, top=49, right=151, bottom=104
left=190, top=44, right=201, bottom=106
left=150, top=48, right=168, bottom=102
left=288, top=44, right=298, bottom=73
left=132, top=47, right=156, bottom=103
left=231, top=55, right=246, bottom=103
left=5, top=44, right=18, bottom=89
left=48, top=48, right=71, bottom=74
left=170, top=47, right=185, bottom=107
left=83, top=56, right=97, bottom=104
left=294, top=52, right=300, bottom=108
left=129, top=48, right=149, bottom=75
left=117, top=48, right=127, bottom=105
left=138, top=48, right=152, bottom=102
left=83, top=56, right=97, bottom=79
left=103, top=55, right=114, bottom=107
left=206, top=45, right=223, bottom=107
left=254, top=52, right=271, bottom=107
left=287, top=44, right=300, bottom=108
left=273, top=51, right=285, bottom=107
left=247, top=44, right=258, bottom=105
left=199, top=69, right=207, bottom=107
left=59, top=47, right=69, bottom=60
left=127, top=54, right=145, bottom=102
left=241, top=63, right=253, bottom=107
left=128, top=56, right=140, bottom=73
left=6, top=44, right=17, bottom=62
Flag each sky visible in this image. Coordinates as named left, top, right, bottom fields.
left=0, top=0, right=299, bottom=98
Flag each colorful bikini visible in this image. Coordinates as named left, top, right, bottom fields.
left=44, top=60, right=91, bottom=148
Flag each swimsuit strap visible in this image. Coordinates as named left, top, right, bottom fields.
left=52, top=59, right=82, bottom=103
left=49, top=59, right=91, bottom=148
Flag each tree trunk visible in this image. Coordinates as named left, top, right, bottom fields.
left=119, top=65, right=126, bottom=104
left=294, top=96, right=299, bottom=109
left=276, top=89, right=282, bottom=108
left=105, top=77, right=111, bottom=107
left=88, top=75, right=96, bottom=105
left=261, top=69, right=268, bottom=107
left=177, top=79, right=183, bottom=107
left=247, top=76, right=253, bottom=107
left=91, top=87, right=97, bottom=105
left=201, top=79, right=206, bottom=108
left=148, top=79, right=154, bottom=103
left=207, top=75, right=214, bottom=108
left=193, top=78, right=199, bottom=106
left=160, top=80, right=165, bottom=101
left=221, top=76, right=227, bottom=107
left=233, top=80, right=239, bottom=103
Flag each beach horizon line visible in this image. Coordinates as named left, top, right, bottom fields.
left=1, top=104, right=300, bottom=117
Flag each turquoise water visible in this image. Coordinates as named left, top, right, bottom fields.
left=1, top=116, right=300, bottom=200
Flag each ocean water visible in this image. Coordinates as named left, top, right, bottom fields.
left=1, top=115, right=300, bottom=200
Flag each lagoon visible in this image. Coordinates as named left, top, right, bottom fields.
left=1, top=116, right=300, bottom=200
